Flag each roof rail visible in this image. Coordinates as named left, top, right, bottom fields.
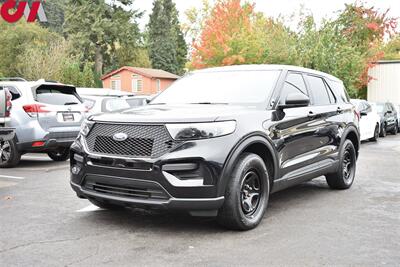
left=0, top=77, right=27, bottom=82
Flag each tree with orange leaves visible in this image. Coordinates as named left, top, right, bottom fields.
left=189, top=0, right=269, bottom=69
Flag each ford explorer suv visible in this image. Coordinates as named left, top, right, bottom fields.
left=0, top=79, right=87, bottom=168
left=70, top=65, right=360, bottom=230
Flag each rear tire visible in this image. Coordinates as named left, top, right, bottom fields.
left=89, top=199, right=125, bottom=210
left=47, top=148, right=70, bottom=162
left=0, top=139, right=21, bottom=168
left=326, top=140, right=356, bottom=190
left=217, top=153, right=270, bottom=231
left=369, top=124, right=379, bottom=142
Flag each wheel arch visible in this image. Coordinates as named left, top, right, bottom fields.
left=218, top=132, right=278, bottom=196
left=342, top=125, right=360, bottom=158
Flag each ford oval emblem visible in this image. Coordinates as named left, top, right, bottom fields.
left=113, top=132, right=128, bottom=142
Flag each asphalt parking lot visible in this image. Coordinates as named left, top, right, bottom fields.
left=0, top=136, right=399, bottom=266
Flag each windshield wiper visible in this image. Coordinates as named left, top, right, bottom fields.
left=64, top=102, right=79, bottom=105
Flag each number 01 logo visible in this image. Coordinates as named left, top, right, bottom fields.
left=1, top=0, right=47, bottom=23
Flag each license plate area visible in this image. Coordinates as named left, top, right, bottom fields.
left=62, top=113, right=74, bottom=122
left=57, top=112, right=81, bottom=122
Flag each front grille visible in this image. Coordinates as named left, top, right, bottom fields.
left=85, top=123, right=180, bottom=158
left=83, top=178, right=170, bottom=200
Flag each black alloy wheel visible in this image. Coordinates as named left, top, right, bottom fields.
left=240, top=171, right=262, bottom=217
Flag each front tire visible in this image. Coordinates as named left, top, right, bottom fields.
left=217, top=153, right=270, bottom=231
left=0, top=139, right=21, bottom=168
left=326, top=140, right=356, bottom=190
left=47, top=148, right=70, bottom=162
left=391, top=122, right=398, bottom=135
left=380, top=123, right=387, bottom=137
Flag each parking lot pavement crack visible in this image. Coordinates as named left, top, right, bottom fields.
left=0, top=237, right=83, bottom=254
left=64, top=244, right=100, bottom=267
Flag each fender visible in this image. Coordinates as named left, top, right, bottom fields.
left=340, top=124, right=360, bottom=152
left=217, top=132, right=279, bottom=196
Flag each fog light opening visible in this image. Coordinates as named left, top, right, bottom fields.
left=71, top=165, right=81, bottom=175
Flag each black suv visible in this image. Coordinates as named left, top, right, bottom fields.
left=375, top=102, right=398, bottom=136
left=70, top=65, right=360, bottom=230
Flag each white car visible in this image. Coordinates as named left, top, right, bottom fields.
left=351, top=99, right=380, bottom=141
left=81, top=95, right=131, bottom=115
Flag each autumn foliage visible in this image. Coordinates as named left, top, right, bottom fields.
left=188, top=0, right=398, bottom=98
left=190, top=0, right=268, bottom=69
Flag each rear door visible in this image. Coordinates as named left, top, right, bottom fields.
left=32, top=84, right=86, bottom=131
left=304, top=75, right=341, bottom=164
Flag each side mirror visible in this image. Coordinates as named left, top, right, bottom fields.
left=278, top=93, right=310, bottom=109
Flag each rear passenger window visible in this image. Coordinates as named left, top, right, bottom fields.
left=279, top=73, right=308, bottom=104
left=307, top=76, right=331, bottom=105
left=326, top=80, right=350, bottom=103
left=6, top=86, right=21, bottom=101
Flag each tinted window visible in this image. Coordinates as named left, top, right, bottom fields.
left=36, top=86, right=82, bottom=106
left=326, top=80, right=350, bottom=103
left=6, top=86, right=21, bottom=101
left=279, top=73, right=308, bottom=104
left=152, top=70, right=281, bottom=105
left=307, top=76, right=331, bottom=105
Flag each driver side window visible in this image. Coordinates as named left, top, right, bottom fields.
left=279, top=73, right=308, bottom=104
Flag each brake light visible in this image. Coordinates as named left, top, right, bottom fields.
left=5, top=90, right=12, bottom=117
left=23, top=104, right=50, bottom=117
left=32, top=141, right=45, bottom=147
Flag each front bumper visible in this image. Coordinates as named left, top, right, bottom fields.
left=70, top=134, right=236, bottom=213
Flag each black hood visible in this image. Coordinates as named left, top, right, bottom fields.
left=90, top=104, right=262, bottom=123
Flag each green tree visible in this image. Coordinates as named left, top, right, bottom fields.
left=384, top=36, right=400, bottom=60
left=64, top=0, right=142, bottom=75
left=0, top=20, right=60, bottom=77
left=148, top=0, right=187, bottom=74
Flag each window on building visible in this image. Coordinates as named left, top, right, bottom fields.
left=132, top=75, right=143, bottom=93
left=111, top=80, right=121, bottom=91
left=156, top=79, right=161, bottom=92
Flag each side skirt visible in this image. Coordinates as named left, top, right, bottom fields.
left=271, top=159, right=339, bottom=193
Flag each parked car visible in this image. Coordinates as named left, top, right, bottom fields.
left=351, top=99, right=380, bottom=141
left=394, top=104, right=400, bottom=132
left=0, top=87, right=15, bottom=165
left=373, top=102, right=398, bottom=137
left=123, top=95, right=153, bottom=108
left=77, top=88, right=134, bottom=97
left=70, top=65, right=360, bottom=230
left=83, top=95, right=131, bottom=114
left=0, top=79, right=87, bottom=168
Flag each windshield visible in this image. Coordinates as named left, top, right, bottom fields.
left=151, top=70, right=281, bottom=105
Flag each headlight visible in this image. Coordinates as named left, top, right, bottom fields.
left=166, top=121, right=236, bottom=140
left=79, top=120, right=94, bottom=137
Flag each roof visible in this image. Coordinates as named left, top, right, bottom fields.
left=101, top=66, right=180, bottom=80
left=192, top=64, right=343, bottom=83
left=76, top=88, right=134, bottom=97
left=376, top=60, right=400, bottom=65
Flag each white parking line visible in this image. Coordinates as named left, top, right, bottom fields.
left=0, top=175, right=25, bottom=180
left=76, top=204, right=101, bottom=212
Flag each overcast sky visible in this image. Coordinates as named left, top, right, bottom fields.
left=134, top=0, right=400, bottom=30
